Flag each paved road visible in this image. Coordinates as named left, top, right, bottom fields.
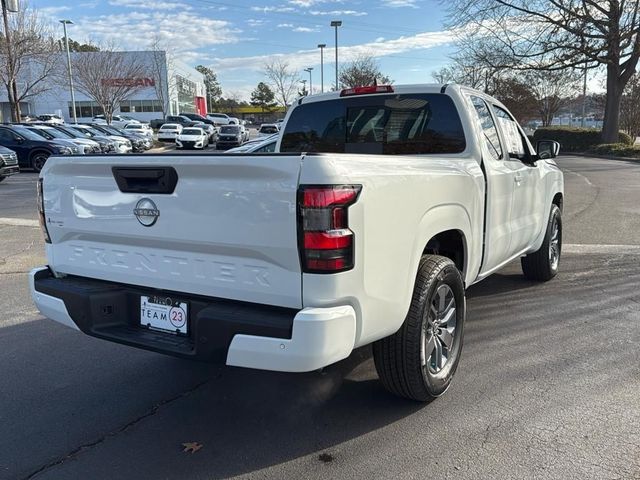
left=0, top=156, right=639, bottom=480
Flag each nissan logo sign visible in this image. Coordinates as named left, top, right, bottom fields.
left=134, top=198, right=159, bottom=227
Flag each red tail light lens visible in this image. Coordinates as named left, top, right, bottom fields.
left=340, top=85, right=394, bottom=97
left=298, top=185, right=361, bottom=273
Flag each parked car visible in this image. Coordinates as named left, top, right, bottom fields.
left=68, top=124, right=132, bottom=153
left=157, top=123, right=183, bottom=141
left=150, top=115, right=197, bottom=130
left=206, top=112, right=231, bottom=125
left=23, top=125, right=99, bottom=154
left=30, top=83, right=564, bottom=403
left=191, top=122, right=217, bottom=143
left=90, top=124, right=151, bottom=152
left=0, top=145, right=19, bottom=182
left=93, top=114, right=142, bottom=129
left=257, top=123, right=279, bottom=137
left=238, top=123, right=250, bottom=142
left=180, top=113, right=216, bottom=126
left=36, top=114, right=64, bottom=125
left=176, top=127, right=209, bottom=150
left=0, top=124, right=79, bottom=171
left=123, top=123, right=153, bottom=138
left=47, top=124, right=115, bottom=153
left=226, top=133, right=278, bottom=153
left=215, top=125, right=244, bottom=149
left=25, top=123, right=102, bottom=154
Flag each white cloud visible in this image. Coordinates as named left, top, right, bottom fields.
left=309, top=10, right=368, bottom=16
left=293, top=26, right=319, bottom=32
left=108, top=0, right=191, bottom=9
left=288, top=0, right=345, bottom=6
left=381, top=0, right=419, bottom=7
left=247, top=19, right=267, bottom=27
left=39, top=6, right=71, bottom=16
left=212, top=28, right=456, bottom=72
left=70, top=12, right=241, bottom=52
left=250, top=5, right=296, bottom=12
left=277, top=23, right=295, bottom=28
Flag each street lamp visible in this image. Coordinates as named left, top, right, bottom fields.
left=59, top=19, right=77, bottom=124
left=304, top=67, right=313, bottom=95
left=330, top=20, right=342, bottom=90
left=317, top=44, right=326, bottom=92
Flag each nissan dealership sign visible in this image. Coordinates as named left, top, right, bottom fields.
left=101, top=78, right=156, bottom=87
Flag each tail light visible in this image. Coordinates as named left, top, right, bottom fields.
left=298, top=185, right=361, bottom=273
left=36, top=178, right=51, bottom=243
left=340, top=85, right=394, bottom=97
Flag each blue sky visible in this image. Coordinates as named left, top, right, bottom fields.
left=33, top=0, right=456, bottom=100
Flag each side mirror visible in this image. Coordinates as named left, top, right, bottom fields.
left=13, top=135, right=24, bottom=144
left=536, top=140, right=560, bottom=160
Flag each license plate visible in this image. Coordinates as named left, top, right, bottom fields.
left=140, top=295, right=188, bottom=335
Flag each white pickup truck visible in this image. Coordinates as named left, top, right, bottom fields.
left=31, top=84, right=563, bottom=401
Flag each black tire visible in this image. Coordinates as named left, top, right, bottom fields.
left=0, top=176, right=5, bottom=183
left=521, top=204, right=562, bottom=281
left=30, top=151, right=49, bottom=173
left=373, top=255, right=466, bottom=402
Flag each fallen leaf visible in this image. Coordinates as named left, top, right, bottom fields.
left=182, top=442, right=203, bottom=454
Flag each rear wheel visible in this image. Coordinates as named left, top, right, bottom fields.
left=521, top=205, right=562, bottom=281
left=373, top=255, right=466, bottom=402
left=30, top=152, right=49, bottom=172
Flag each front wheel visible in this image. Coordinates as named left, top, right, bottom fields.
left=373, top=255, right=466, bottom=402
left=521, top=205, right=562, bottom=281
left=30, top=152, right=49, bottom=172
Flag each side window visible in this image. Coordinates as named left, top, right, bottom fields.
left=0, top=128, right=11, bottom=141
left=493, top=105, right=525, bottom=158
left=469, top=96, right=502, bottom=160
left=255, top=142, right=276, bottom=153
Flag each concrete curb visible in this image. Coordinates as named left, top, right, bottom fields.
left=565, top=152, right=640, bottom=163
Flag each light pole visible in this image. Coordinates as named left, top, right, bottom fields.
left=317, top=43, right=326, bottom=92
left=304, top=67, right=313, bottom=94
left=330, top=20, right=342, bottom=90
left=60, top=19, right=77, bottom=124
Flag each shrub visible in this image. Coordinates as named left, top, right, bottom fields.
left=587, top=143, right=640, bottom=158
left=533, top=126, right=633, bottom=152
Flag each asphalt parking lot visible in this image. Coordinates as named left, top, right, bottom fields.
left=0, top=155, right=639, bottom=480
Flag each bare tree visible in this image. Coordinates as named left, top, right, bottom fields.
left=339, top=54, right=392, bottom=88
left=444, top=0, right=640, bottom=143
left=72, top=48, right=148, bottom=123
left=525, top=70, right=580, bottom=126
left=148, top=35, right=174, bottom=117
left=264, top=59, right=299, bottom=108
left=620, top=74, right=640, bottom=140
left=0, top=5, right=60, bottom=121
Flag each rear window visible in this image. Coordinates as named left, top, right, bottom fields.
left=220, top=126, right=239, bottom=134
left=260, top=126, right=279, bottom=134
left=182, top=128, right=202, bottom=135
left=280, top=93, right=466, bottom=155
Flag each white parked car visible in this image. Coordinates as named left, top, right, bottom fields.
left=176, top=127, right=209, bottom=150
left=93, top=115, right=142, bottom=129
left=228, top=117, right=240, bottom=125
left=37, top=114, right=64, bottom=125
left=31, top=83, right=564, bottom=402
left=157, top=123, right=183, bottom=142
left=68, top=124, right=132, bottom=153
left=191, top=122, right=217, bottom=143
left=257, top=123, right=279, bottom=137
left=206, top=112, right=231, bottom=125
left=123, top=123, right=153, bottom=138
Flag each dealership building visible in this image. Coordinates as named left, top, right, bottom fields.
left=0, top=50, right=207, bottom=123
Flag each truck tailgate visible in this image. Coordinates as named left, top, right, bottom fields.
left=41, top=154, right=304, bottom=309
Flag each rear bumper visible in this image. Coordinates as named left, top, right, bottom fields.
left=30, top=267, right=356, bottom=372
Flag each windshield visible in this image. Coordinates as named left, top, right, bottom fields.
left=55, top=126, right=83, bottom=138
left=280, top=93, right=466, bottom=155
left=220, top=126, right=239, bottom=134
left=12, top=126, right=49, bottom=141
left=182, top=129, right=202, bottom=135
left=72, top=126, right=101, bottom=137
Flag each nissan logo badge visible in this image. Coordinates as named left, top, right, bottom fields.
left=134, top=198, right=159, bottom=227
